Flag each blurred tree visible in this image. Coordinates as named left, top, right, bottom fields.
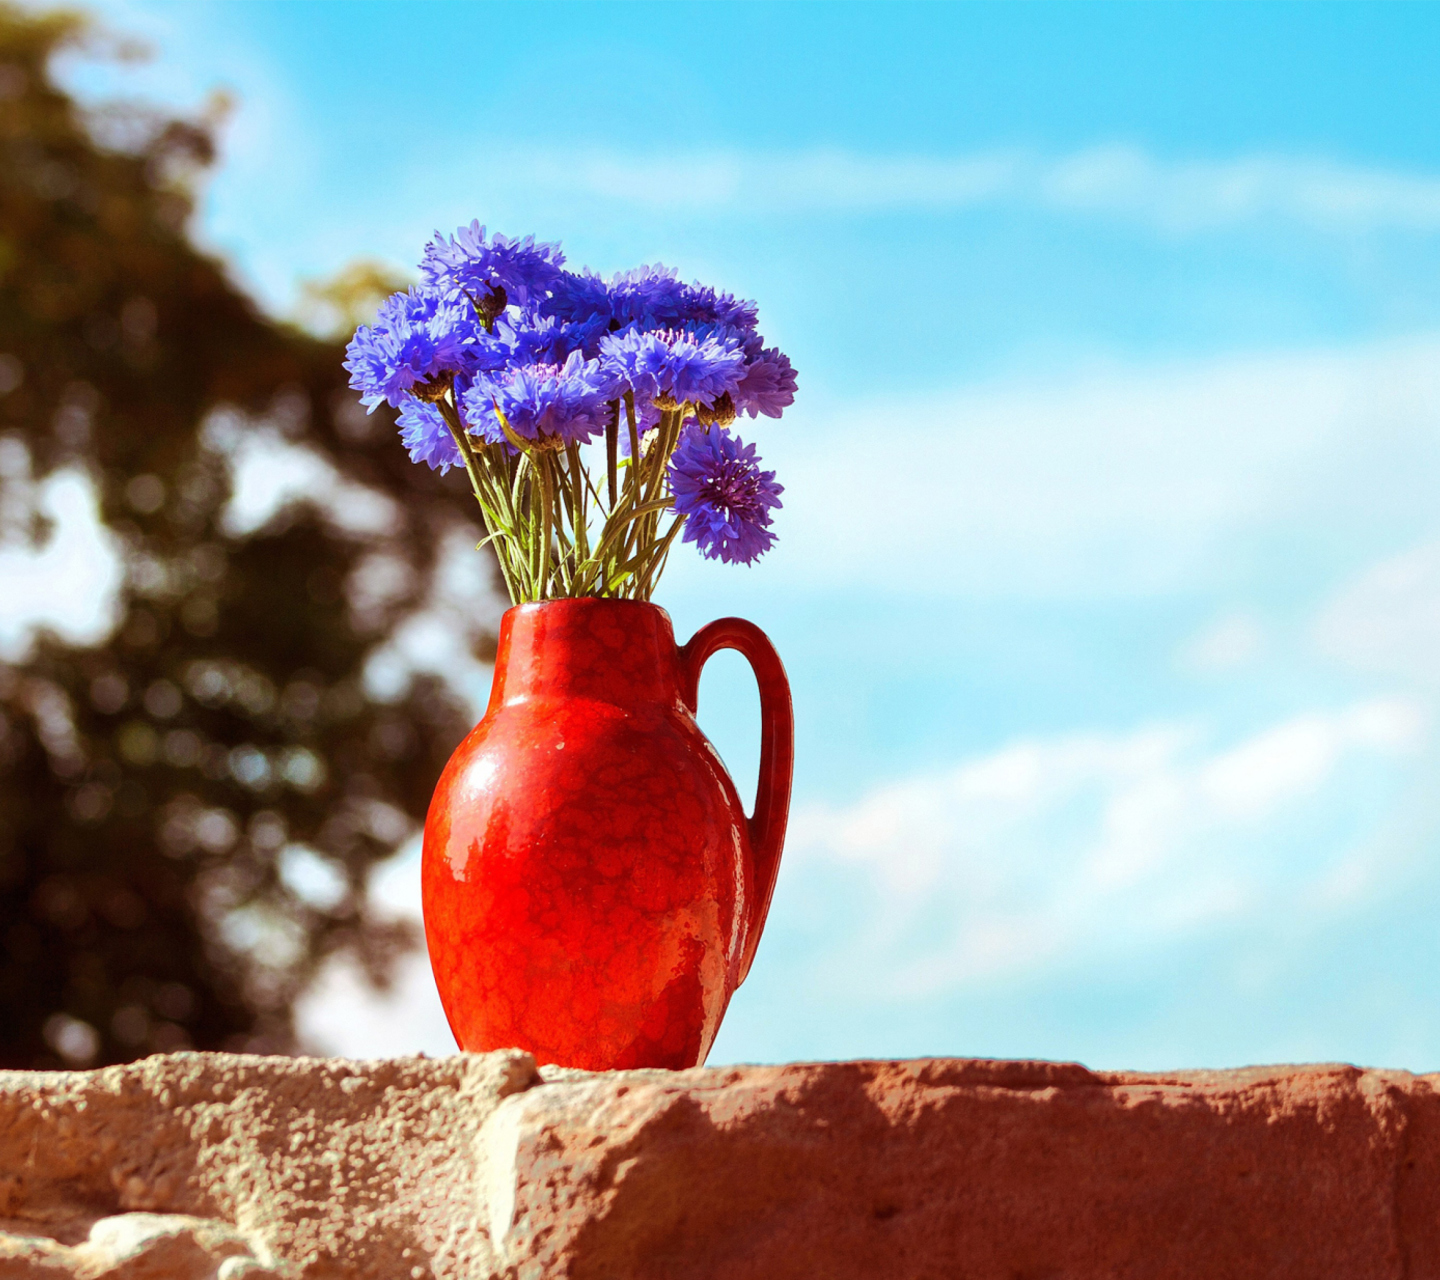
left=0, top=5, right=492, bottom=1067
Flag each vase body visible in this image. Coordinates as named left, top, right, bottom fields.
left=422, top=598, right=792, bottom=1071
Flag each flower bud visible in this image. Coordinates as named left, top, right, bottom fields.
left=412, top=372, right=453, bottom=403
left=695, top=392, right=736, bottom=428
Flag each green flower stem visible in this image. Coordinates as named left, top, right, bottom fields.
left=624, top=406, right=684, bottom=595
left=617, top=402, right=664, bottom=591
left=636, top=514, right=685, bottom=601
left=582, top=495, right=673, bottom=578
left=537, top=448, right=553, bottom=598
left=552, top=450, right=577, bottom=597
left=432, top=389, right=703, bottom=604
left=434, top=395, right=522, bottom=603
left=605, top=400, right=619, bottom=511
left=566, top=442, right=587, bottom=558
left=563, top=441, right=591, bottom=598
left=608, top=392, right=645, bottom=597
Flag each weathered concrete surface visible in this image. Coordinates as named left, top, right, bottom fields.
left=3, top=1052, right=1440, bottom=1279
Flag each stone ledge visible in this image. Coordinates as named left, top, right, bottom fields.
left=2, top=1051, right=1438, bottom=1278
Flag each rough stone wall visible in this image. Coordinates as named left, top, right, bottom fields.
left=3, top=1051, right=1439, bottom=1278
left=0, top=1051, right=534, bottom=1278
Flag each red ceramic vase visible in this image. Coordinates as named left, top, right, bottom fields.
left=421, top=598, right=793, bottom=1071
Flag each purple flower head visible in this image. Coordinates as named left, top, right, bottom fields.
left=499, top=313, right=610, bottom=366
left=344, top=286, right=479, bottom=410
left=397, top=398, right=461, bottom=473
left=543, top=270, right=616, bottom=326
left=421, top=222, right=565, bottom=316
left=682, top=285, right=760, bottom=333
left=599, top=326, right=748, bottom=408
left=547, top=264, right=683, bottom=329
left=616, top=267, right=758, bottom=333
left=668, top=424, right=783, bottom=565
left=734, top=347, right=798, bottom=419
left=545, top=264, right=760, bottom=337
left=462, top=350, right=618, bottom=447
left=608, top=265, right=691, bottom=328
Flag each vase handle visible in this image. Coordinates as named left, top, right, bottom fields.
left=679, top=618, right=794, bottom=986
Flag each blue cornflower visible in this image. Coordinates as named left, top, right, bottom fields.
left=547, top=264, right=684, bottom=329
left=599, top=327, right=748, bottom=409
left=669, top=424, right=783, bottom=565
left=734, top=347, right=798, bottom=419
left=462, top=350, right=617, bottom=447
left=343, top=286, right=479, bottom=410
left=607, top=265, right=696, bottom=329
left=682, top=284, right=760, bottom=333
left=543, top=269, right=615, bottom=326
left=616, top=267, right=757, bottom=333
left=546, top=265, right=760, bottom=336
left=421, top=222, right=565, bottom=314
left=397, top=398, right=461, bottom=473
left=499, top=313, right=610, bottom=367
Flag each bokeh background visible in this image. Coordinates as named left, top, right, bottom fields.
left=6, top=0, right=1440, bottom=1071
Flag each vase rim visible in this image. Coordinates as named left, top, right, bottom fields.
left=503, top=598, right=671, bottom=621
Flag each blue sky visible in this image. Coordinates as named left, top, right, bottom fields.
left=37, top=0, right=1440, bottom=1070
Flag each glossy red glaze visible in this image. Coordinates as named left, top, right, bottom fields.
left=422, top=599, right=793, bottom=1071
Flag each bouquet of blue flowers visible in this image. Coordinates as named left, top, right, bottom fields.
left=344, top=224, right=796, bottom=604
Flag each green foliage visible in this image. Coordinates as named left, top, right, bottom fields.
left=0, top=5, right=490, bottom=1066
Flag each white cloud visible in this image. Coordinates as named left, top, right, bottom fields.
left=1036, top=146, right=1440, bottom=233
left=1177, top=614, right=1266, bottom=674
left=1198, top=701, right=1424, bottom=820
left=1315, top=541, right=1440, bottom=686
left=788, top=698, right=1428, bottom=996
left=468, top=143, right=1440, bottom=233
left=493, top=148, right=1020, bottom=217
left=237, top=141, right=1440, bottom=312
left=664, top=333, right=1440, bottom=600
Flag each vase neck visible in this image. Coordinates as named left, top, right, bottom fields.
left=489, top=600, right=681, bottom=710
